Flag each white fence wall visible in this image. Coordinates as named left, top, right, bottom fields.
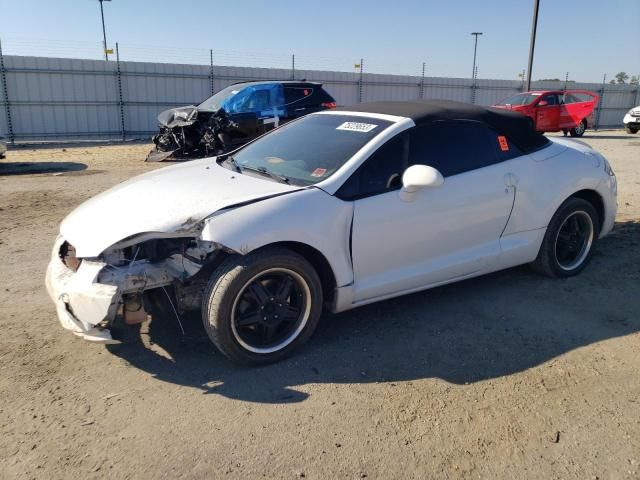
left=1, top=55, right=638, bottom=141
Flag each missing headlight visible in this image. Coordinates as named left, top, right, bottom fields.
left=59, top=241, right=82, bottom=272
left=122, top=237, right=197, bottom=263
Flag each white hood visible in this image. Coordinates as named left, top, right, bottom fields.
left=61, top=157, right=300, bottom=257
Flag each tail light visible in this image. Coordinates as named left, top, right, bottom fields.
left=321, top=102, right=337, bottom=109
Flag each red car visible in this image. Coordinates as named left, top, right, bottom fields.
left=493, top=90, right=598, bottom=137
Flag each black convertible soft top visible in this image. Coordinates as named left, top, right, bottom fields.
left=337, top=100, right=549, bottom=153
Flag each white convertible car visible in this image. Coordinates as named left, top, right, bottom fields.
left=46, top=100, right=617, bottom=364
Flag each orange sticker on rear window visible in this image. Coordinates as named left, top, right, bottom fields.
left=497, top=135, right=509, bottom=151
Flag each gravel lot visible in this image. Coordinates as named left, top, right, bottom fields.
left=1, top=131, right=639, bottom=479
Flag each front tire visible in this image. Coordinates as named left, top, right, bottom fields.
left=202, top=247, right=323, bottom=365
left=531, top=197, right=599, bottom=278
left=625, top=125, right=638, bottom=134
left=569, top=119, right=587, bottom=137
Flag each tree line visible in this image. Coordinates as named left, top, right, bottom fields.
left=609, top=72, right=638, bottom=85
left=533, top=72, right=638, bottom=85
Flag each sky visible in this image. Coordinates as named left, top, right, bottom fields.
left=1, top=0, right=638, bottom=82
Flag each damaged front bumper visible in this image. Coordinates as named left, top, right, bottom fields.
left=46, top=235, right=214, bottom=344
left=45, top=237, right=120, bottom=343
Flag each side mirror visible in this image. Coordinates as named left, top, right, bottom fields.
left=538, top=100, right=548, bottom=107
left=399, top=165, right=444, bottom=202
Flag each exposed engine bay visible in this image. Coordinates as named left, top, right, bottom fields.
left=100, top=236, right=220, bottom=315
left=146, top=106, right=240, bottom=162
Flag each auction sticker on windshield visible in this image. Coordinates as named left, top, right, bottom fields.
left=336, top=122, right=378, bottom=133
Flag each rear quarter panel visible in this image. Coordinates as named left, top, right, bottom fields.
left=503, top=140, right=606, bottom=235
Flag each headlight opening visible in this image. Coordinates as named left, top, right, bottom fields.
left=59, top=241, right=82, bottom=272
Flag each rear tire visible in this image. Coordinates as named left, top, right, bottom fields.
left=569, top=119, right=587, bottom=137
left=531, top=197, right=599, bottom=278
left=625, top=125, right=638, bottom=134
left=202, top=247, right=323, bottom=365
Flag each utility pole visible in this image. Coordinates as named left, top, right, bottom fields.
left=98, top=0, right=112, bottom=61
left=471, top=32, right=483, bottom=81
left=525, top=0, right=540, bottom=91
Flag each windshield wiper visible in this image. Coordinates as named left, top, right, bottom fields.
left=224, top=156, right=290, bottom=184
left=240, top=165, right=290, bottom=184
left=224, top=155, right=242, bottom=173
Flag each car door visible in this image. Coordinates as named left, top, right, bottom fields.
left=345, top=121, right=518, bottom=303
left=558, top=93, right=573, bottom=129
left=225, top=84, right=286, bottom=144
left=256, top=83, right=286, bottom=133
left=535, top=93, right=561, bottom=131
left=228, top=112, right=261, bottom=145
left=562, top=91, right=597, bottom=128
left=223, top=86, right=261, bottom=144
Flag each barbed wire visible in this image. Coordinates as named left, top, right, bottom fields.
left=4, top=37, right=634, bottom=84
left=2, top=37, right=431, bottom=77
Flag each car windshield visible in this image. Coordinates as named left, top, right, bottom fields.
left=198, top=85, right=243, bottom=111
left=497, top=93, right=540, bottom=106
left=227, top=114, right=393, bottom=185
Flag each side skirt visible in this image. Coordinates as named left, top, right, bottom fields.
left=330, top=227, right=546, bottom=314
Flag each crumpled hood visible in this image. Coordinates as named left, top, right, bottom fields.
left=157, top=105, right=199, bottom=127
left=61, top=158, right=300, bottom=257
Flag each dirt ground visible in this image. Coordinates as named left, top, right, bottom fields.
left=0, top=131, right=639, bottom=479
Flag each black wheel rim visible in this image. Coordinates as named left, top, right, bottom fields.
left=554, top=211, right=594, bottom=271
left=231, top=268, right=310, bottom=353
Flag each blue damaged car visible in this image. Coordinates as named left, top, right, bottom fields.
left=147, top=80, right=336, bottom=161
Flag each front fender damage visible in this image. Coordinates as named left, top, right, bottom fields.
left=47, top=189, right=321, bottom=343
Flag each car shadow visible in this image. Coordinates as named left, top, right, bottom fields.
left=5, top=139, right=151, bottom=151
left=106, top=221, right=640, bottom=404
left=0, top=161, right=88, bottom=175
